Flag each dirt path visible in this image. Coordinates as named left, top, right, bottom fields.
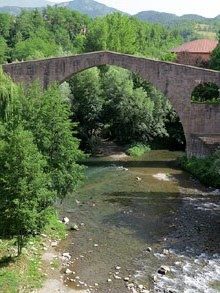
left=37, top=240, right=90, bottom=293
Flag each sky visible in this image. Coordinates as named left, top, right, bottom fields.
left=52, top=0, right=219, bottom=18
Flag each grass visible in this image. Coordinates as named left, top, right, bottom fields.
left=127, top=143, right=151, bottom=157
left=0, top=211, right=66, bottom=292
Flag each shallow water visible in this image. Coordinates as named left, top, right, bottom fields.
left=59, top=150, right=220, bottom=292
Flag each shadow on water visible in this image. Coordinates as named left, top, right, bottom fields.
left=83, top=159, right=180, bottom=169
left=101, top=191, right=180, bottom=244
left=101, top=191, right=220, bottom=256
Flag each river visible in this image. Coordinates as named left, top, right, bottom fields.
left=59, top=150, right=220, bottom=293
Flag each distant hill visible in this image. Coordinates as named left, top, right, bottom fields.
left=56, top=0, right=124, bottom=18
left=0, top=0, right=54, bottom=7
left=134, top=11, right=178, bottom=24
left=134, top=10, right=215, bottom=25
left=0, top=6, right=23, bottom=14
left=180, top=14, right=211, bottom=21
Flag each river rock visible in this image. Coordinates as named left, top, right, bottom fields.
left=65, top=268, right=72, bottom=275
left=71, top=224, right=79, bottom=231
left=115, top=266, right=121, bottom=270
left=63, top=217, right=69, bottom=224
left=146, top=247, right=152, bottom=252
left=124, top=277, right=130, bottom=281
left=62, top=252, right=71, bottom=260
left=158, top=265, right=171, bottom=275
left=51, top=241, right=58, bottom=247
left=107, top=278, right=112, bottom=282
left=138, top=284, right=144, bottom=290
left=163, top=249, right=169, bottom=255
left=127, top=283, right=135, bottom=289
left=114, top=274, right=122, bottom=280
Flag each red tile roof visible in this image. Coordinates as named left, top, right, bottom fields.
left=171, top=39, right=218, bottom=53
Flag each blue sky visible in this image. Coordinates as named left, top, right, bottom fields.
left=52, top=0, right=219, bottom=18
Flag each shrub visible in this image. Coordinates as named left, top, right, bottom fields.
left=127, top=143, right=151, bottom=157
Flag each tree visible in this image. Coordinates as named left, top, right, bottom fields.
left=102, top=67, right=155, bottom=144
left=21, top=82, right=85, bottom=200
left=0, top=126, right=55, bottom=255
left=69, top=68, right=104, bottom=152
left=0, top=37, right=8, bottom=64
left=12, top=28, right=59, bottom=61
left=209, top=31, right=220, bottom=70
left=0, top=71, right=55, bottom=255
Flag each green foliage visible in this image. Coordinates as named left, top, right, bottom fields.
left=0, top=70, right=84, bottom=255
left=191, top=82, right=220, bottom=104
left=0, top=37, right=8, bottom=64
left=127, top=143, right=151, bottom=157
left=43, top=211, right=66, bottom=240
left=85, top=12, right=184, bottom=58
left=209, top=31, right=220, bottom=71
left=21, top=82, right=86, bottom=200
left=0, top=126, right=55, bottom=254
left=12, top=29, right=59, bottom=60
left=67, top=66, right=183, bottom=151
left=181, top=149, right=220, bottom=188
left=0, top=7, right=188, bottom=61
left=69, top=67, right=104, bottom=152
left=101, top=67, right=155, bottom=144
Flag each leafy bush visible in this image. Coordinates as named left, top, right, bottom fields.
left=127, top=143, right=151, bottom=157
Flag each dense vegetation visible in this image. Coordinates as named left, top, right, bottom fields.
left=0, top=70, right=84, bottom=254
left=68, top=66, right=185, bottom=152
left=181, top=149, right=220, bottom=188
left=210, top=32, right=220, bottom=70
left=0, top=7, right=185, bottom=63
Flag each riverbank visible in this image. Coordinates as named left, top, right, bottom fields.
left=38, top=240, right=89, bottom=293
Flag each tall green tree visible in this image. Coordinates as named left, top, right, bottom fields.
left=102, top=67, right=155, bottom=143
left=209, top=31, right=220, bottom=70
left=21, top=82, right=85, bottom=200
left=0, top=126, right=55, bottom=255
left=69, top=68, right=104, bottom=152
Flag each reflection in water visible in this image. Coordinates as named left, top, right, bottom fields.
left=60, top=151, right=220, bottom=293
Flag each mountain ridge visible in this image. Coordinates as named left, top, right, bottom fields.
left=0, top=0, right=219, bottom=22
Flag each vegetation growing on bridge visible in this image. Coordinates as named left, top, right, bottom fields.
left=191, top=82, right=220, bottom=104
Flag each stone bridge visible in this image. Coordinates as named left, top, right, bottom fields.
left=2, top=51, right=220, bottom=157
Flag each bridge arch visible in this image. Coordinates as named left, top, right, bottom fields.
left=3, top=51, right=220, bottom=157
